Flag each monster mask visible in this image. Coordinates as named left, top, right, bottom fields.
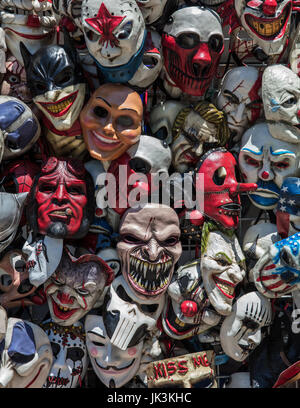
left=117, top=204, right=182, bottom=300
left=27, top=157, right=95, bottom=240
left=276, top=178, right=300, bottom=239
left=44, top=248, right=114, bottom=326
left=80, top=83, right=143, bottom=162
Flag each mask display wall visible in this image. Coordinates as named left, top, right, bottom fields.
left=276, top=177, right=300, bottom=239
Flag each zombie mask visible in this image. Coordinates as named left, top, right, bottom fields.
left=0, top=95, right=40, bottom=161
left=0, top=318, right=52, bottom=388
left=162, top=260, right=221, bottom=340
left=44, top=248, right=114, bottom=326
left=117, top=204, right=182, bottom=300
left=216, top=66, right=262, bottom=143
left=238, top=122, right=300, bottom=210
left=234, top=0, right=292, bottom=56
left=27, top=157, right=95, bottom=240
left=194, top=148, right=257, bottom=229
left=42, top=321, right=88, bottom=388
left=171, top=102, right=230, bottom=173
left=20, top=38, right=86, bottom=132
left=220, top=291, right=272, bottom=362
left=161, top=6, right=224, bottom=97
left=81, top=0, right=146, bottom=83
left=136, top=0, right=178, bottom=29
left=276, top=178, right=300, bottom=238
left=253, top=232, right=300, bottom=298
left=0, top=0, right=57, bottom=65
left=80, top=83, right=143, bottom=162
left=200, top=225, right=246, bottom=315
left=85, top=314, right=144, bottom=388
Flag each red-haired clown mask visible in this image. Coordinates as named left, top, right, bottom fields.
left=161, top=6, right=224, bottom=97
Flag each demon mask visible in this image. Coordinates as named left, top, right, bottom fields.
left=80, top=83, right=143, bottom=162
left=161, top=6, right=224, bottom=97
left=276, top=177, right=300, bottom=239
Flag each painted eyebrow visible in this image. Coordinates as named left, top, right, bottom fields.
left=119, top=108, right=138, bottom=113
left=223, top=89, right=239, bottom=103
left=215, top=252, right=232, bottom=264
left=96, top=96, right=111, bottom=107
left=87, top=330, right=105, bottom=339
left=269, top=146, right=296, bottom=156
left=241, top=147, right=263, bottom=156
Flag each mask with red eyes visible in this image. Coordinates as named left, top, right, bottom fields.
left=161, top=6, right=224, bottom=97
left=194, top=148, right=257, bottom=229
left=27, top=157, right=95, bottom=239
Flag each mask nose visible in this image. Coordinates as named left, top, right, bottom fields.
left=263, top=0, right=277, bottom=16
left=232, top=104, right=246, bottom=124
left=100, top=43, right=122, bottom=60
left=142, top=238, right=162, bottom=262
left=229, top=181, right=257, bottom=195
left=26, top=14, right=41, bottom=28
left=191, top=43, right=211, bottom=77
left=259, top=160, right=274, bottom=181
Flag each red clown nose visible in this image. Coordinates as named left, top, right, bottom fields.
left=180, top=300, right=198, bottom=317
left=263, top=0, right=277, bottom=16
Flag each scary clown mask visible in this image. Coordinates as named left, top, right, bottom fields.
left=238, top=122, right=300, bottom=210
left=0, top=317, right=53, bottom=388
left=80, top=83, right=143, bottom=162
left=234, top=0, right=292, bottom=56
left=162, top=260, right=221, bottom=340
left=276, top=177, right=300, bottom=239
left=41, top=320, right=88, bottom=388
left=20, top=37, right=86, bottom=132
left=220, top=291, right=272, bottom=362
left=0, top=0, right=57, bottom=65
left=117, top=204, right=182, bottom=301
left=216, top=66, right=263, bottom=143
left=81, top=0, right=146, bottom=83
left=253, top=232, right=300, bottom=298
left=262, top=65, right=300, bottom=143
left=200, top=224, right=246, bottom=316
left=194, top=148, right=257, bottom=230
left=27, top=157, right=95, bottom=240
left=44, top=248, right=114, bottom=326
left=161, top=6, right=224, bottom=97
left=85, top=314, right=144, bottom=388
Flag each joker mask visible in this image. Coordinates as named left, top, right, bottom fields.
left=239, top=122, right=300, bottom=210
left=276, top=177, right=300, bottom=239
left=117, top=204, right=182, bottom=300
left=220, top=291, right=272, bottom=362
left=81, top=0, right=146, bottom=83
left=216, top=66, right=262, bottom=143
left=0, top=0, right=57, bottom=65
left=27, top=157, right=95, bottom=239
left=85, top=314, right=144, bottom=388
left=42, top=321, right=88, bottom=388
left=80, top=83, right=143, bottom=162
left=161, top=6, right=224, bottom=97
left=201, top=225, right=246, bottom=315
left=234, top=0, right=292, bottom=56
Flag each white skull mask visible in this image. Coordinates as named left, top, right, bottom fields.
left=216, top=66, right=263, bottom=143
left=234, top=0, right=292, bottom=56
left=239, top=122, right=300, bottom=210
left=162, top=260, right=221, bottom=340
left=0, top=317, right=53, bottom=388
left=42, top=321, right=88, bottom=388
left=102, top=276, right=164, bottom=350
left=0, top=0, right=57, bottom=65
left=220, top=291, right=272, bottom=362
left=85, top=314, right=144, bottom=388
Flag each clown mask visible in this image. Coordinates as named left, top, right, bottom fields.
left=80, top=83, right=143, bottom=163
left=117, top=204, right=182, bottom=301
left=276, top=177, right=300, bottom=239
left=239, top=122, right=300, bottom=210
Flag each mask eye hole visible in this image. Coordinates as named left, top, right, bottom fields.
left=115, top=115, right=134, bottom=128
left=122, top=234, right=144, bottom=245
left=162, top=236, right=179, bottom=246
left=244, top=154, right=260, bottom=168
left=66, top=347, right=84, bottom=362
left=176, top=33, right=200, bottom=49
left=117, top=21, right=133, bottom=39
left=208, top=35, right=223, bottom=53
left=242, top=317, right=259, bottom=330
left=282, top=96, right=297, bottom=108
left=213, top=166, right=227, bottom=185
left=153, top=126, right=168, bottom=141
left=93, top=106, right=108, bottom=118
left=0, top=274, right=12, bottom=287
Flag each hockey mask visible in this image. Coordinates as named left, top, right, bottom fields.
left=80, top=83, right=143, bottom=162
left=239, top=122, right=300, bottom=210
left=117, top=204, right=182, bottom=300
left=161, top=6, right=224, bottom=97
left=276, top=177, right=300, bottom=239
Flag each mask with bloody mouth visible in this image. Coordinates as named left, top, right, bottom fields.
left=44, top=247, right=114, bottom=326
left=26, top=157, right=95, bottom=240
left=117, top=203, right=182, bottom=301
left=0, top=0, right=57, bottom=65
left=234, top=0, right=292, bottom=56
left=200, top=223, right=246, bottom=316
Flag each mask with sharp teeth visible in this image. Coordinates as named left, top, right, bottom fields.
left=117, top=203, right=182, bottom=301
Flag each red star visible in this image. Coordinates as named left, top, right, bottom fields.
left=85, top=3, right=125, bottom=48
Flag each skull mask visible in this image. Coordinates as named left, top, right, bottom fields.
left=220, top=291, right=272, bottom=362
left=117, top=204, right=182, bottom=300
left=238, top=122, right=300, bottom=210
left=216, top=66, right=263, bottom=143
left=276, top=177, right=300, bottom=239
left=161, top=6, right=224, bottom=97
left=234, top=0, right=292, bottom=56
left=44, top=248, right=114, bottom=326
left=0, top=0, right=57, bottom=65
left=81, top=0, right=146, bottom=83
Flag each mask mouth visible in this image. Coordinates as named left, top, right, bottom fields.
left=95, top=358, right=135, bottom=372
left=218, top=203, right=241, bottom=214
left=213, top=276, right=236, bottom=299
left=50, top=296, right=79, bottom=321
left=49, top=208, right=73, bottom=223
left=37, top=91, right=78, bottom=118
